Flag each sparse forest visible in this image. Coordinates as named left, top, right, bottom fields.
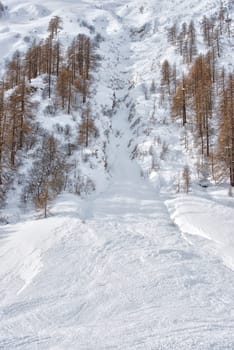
left=0, top=2, right=233, bottom=217
left=0, top=16, right=101, bottom=214
left=160, top=4, right=234, bottom=188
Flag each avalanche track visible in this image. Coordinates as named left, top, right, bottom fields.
left=1, top=1, right=234, bottom=349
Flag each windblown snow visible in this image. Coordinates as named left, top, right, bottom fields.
left=0, top=0, right=234, bottom=349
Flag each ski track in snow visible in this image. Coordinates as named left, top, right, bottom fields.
left=1, top=0, right=234, bottom=349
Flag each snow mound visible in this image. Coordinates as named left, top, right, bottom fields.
left=166, top=195, right=234, bottom=270
left=0, top=214, right=71, bottom=298
left=10, top=3, right=50, bottom=22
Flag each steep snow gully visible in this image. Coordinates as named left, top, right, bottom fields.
left=1, top=1, right=234, bottom=349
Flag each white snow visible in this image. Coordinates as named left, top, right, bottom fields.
left=0, top=0, right=234, bottom=349
left=1, top=157, right=234, bottom=349
left=166, top=192, right=234, bottom=271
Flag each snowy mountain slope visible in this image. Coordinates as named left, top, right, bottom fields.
left=0, top=0, right=234, bottom=349
left=1, top=107, right=234, bottom=348
left=1, top=167, right=234, bottom=349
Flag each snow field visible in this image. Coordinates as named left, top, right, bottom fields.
left=0, top=0, right=234, bottom=349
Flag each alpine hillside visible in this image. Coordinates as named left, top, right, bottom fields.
left=0, top=0, right=234, bottom=349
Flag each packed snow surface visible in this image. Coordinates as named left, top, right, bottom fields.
left=1, top=0, right=234, bottom=349
left=2, top=162, right=234, bottom=349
